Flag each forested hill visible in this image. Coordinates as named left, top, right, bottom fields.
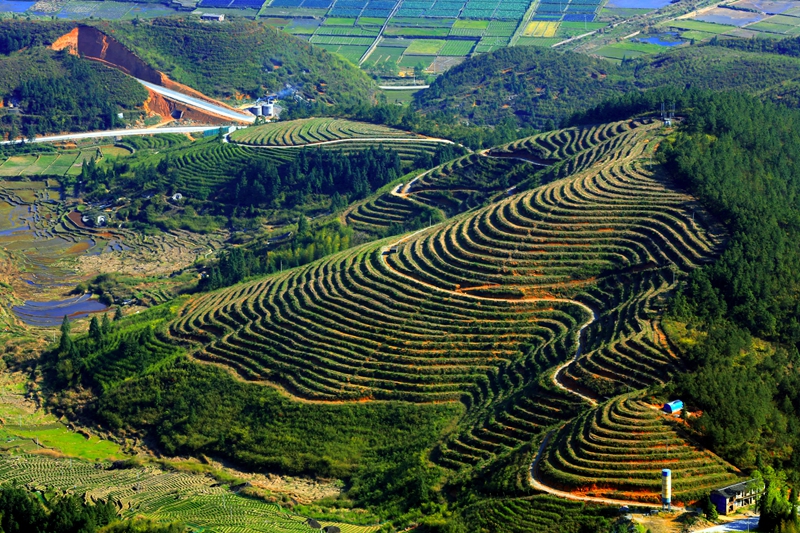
left=0, top=47, right=147, bottom=139
left=624, top=90, right=800, bottom=496
left=99, top=19, right=376, bottom=105
left=414, top=45, right=800, bottom=129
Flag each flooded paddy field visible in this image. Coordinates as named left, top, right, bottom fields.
left=12, top=293, right=107, bottom=327
left=0, top=180, right=226, bottom=330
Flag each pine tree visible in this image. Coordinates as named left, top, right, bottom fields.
left=101, top=313, right=112, bottom=334
left=89, top=316, right=102, bottom=341
left=58, top=315, right=72, bottom=353
left=114, top=306, right=123, bottom=322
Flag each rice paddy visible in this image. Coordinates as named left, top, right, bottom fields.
left=0, top=150, right=99, bottom=178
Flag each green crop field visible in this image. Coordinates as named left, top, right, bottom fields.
left=452, top=19, right=489, bottom=29
left=515, top=37, right=562, bottom=47
left=748, top=20, right=799, bottom=34
left=596, top=45, right=650, bottom=60
left=323, top=17, right=357, bottom=26
left=439, top=39, right=477, bottom=56
left=0, top=454, right=379, bottom=533
left=0, top=151, right=98, bottom=177
left=679, top=30, right=719, bottom=41
left=607, top=41, right=666, bottom=54
left=385, top=26, right=451, bottom=37
left=316, top=44, right=371, bottom=63
left=364, top=45, right=407, bottom=66
left=405, top=39, right=448, bottom=55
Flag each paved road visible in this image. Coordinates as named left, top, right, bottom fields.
left=378, top=85, right=430, bottom=90
left=0, top=126, right=221, bottom=145
left=138, top=80, right=255, bottom=123
left=694, top=517, right=760, bottom=532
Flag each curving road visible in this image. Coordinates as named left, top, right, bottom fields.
left=137, top=80, right=255, bottom=123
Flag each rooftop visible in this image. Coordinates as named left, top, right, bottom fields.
left=712, top=479, right=760, bottom=498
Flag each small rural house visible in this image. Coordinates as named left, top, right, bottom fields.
left=662, top=400, right=683, bottom=414
left=711, top=480, right=762, bottom=515
left=201, top=13, right=224, bottom=21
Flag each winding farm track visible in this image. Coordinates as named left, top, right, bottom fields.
left=528, top=432, right=665, bottom=509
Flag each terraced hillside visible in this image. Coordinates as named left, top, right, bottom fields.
left=171, top=243, right=585, bottom=403
left=230, top=118, right=422, bottom=146
left=0, top=454, right=378, bottom=533
left=536, top=395, right=739, bottom=503
left=345, top=119, right=651, bottom=236
left=168, top=120, right=736, bottom=500
left=168, top=121, right=447, bottom=197
left=488, top=120, right=644, bottom=164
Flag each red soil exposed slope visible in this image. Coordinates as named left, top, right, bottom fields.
left=51, top=25, right=243, bottom=121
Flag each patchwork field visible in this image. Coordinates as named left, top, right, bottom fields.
left=0, top=150, right=100, bottom=177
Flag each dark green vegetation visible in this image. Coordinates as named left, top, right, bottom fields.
left=0, top=484, right=182, bottom=533
left=0, top=46, right=147, bottom=139
left=0, top=20, right=75, bottom=55
left=200, top=219, right=353, bottom=291
left=660, top=93, right=800, bottom=479
left=415, top=45, right=800, bottom=129
left=99, top=18, right=376, bottom=105
left=228, top=147, right=402, bottom=207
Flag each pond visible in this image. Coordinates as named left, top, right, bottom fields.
left=635, top=32, right=686, bottom=46
left=13, top=294, right=109, bottom=328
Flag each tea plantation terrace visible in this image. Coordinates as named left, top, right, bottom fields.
left=534, top=394, right=739, bottom=503
left=346, top=119, right=646, bottom=235
left=168, top=121, right=723, bottom=421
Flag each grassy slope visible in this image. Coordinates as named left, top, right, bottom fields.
left=98, top=18, right=377, bottom=105
left=415, top=44, right=800, bottom=128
